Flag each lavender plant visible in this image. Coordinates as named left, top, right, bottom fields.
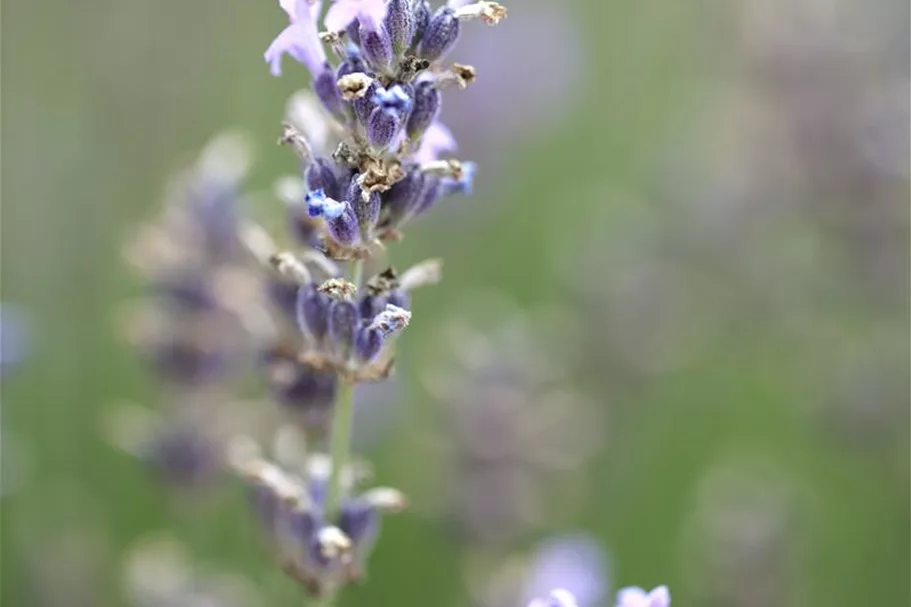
left=114, top=1, right=673, bottom=605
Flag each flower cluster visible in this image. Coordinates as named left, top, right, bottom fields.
left=266, top=0, right=503, bottom=258
left=230, top=431, right=406, bottom=595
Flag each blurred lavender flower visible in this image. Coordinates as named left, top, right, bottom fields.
left=124, top=534, right=260, bottom=607
left=230, top=429, right=406, bottom=595
left=679, top=456, right=799, bottom=607
left=0, top=304, right=29, bottom=378
left=412, top=295, right=601, bottom=545
left=614, top=586, right=670, bottom=607
left=466, top=533, right=609, bottom=607
left=527, top=589, right=579, bottom=607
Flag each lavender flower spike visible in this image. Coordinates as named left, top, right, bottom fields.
left=265, top=0, right=326, bottom=76
left=615, top=586, right=670, bottom=607
left=528, top=590, right=580, bottom=607
left=324, top=0, right=388, bottom=32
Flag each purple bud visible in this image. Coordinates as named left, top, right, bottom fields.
left=355, top=326, right=384, bottom=362
left=250, top=483, right=280, bottom=536
left=384, top=0, right=415, bottom=56
left=387, top=288, right=410, bottom=310
left=339, top=499, right=379, bottom=547
left=359, top=293, right=388, bottom=319
left=411, top=0, right=432, bottom=50
left=346, top=176, right=381, bottom=233
left=326, top=205, right=360, bottom=245
left=367, top=106, right=402, bottom=150
left=296, top=284, right=331, bottom=340
left=406, top=80, right=441, bottom=140
left=359, top=24, right=394, bottom=72
left=305, top=158, right=341, bottom=201
left=417, top=7, right=460, bottom=62
left=328, top=299, right=360, bottom=360
left=381, top=168, right=425, bottom=225
left=313, top=64, right=343, bottom=116
left=353, top=80, right=380, bottom=126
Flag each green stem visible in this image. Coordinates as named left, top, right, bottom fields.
left=323, top=377, right=355, bottom=521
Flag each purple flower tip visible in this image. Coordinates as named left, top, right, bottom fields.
left=372, top=85, right=413, bottom=114
left=306, top=189, right=347, bottom=219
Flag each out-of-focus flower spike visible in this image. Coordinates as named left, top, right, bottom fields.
left=384, top=0, right=415, bottom=57
left=406, top=80, right=441, bottom=140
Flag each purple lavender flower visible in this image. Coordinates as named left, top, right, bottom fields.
left=614, top=586, right=670, bottom=607
left=264, top=0, right=327, bottom=77
left=233, top=439, right=406, bottom=595
left=527, top=590, right=579, bottom=607
left=522, top=535, right=610, bottom=607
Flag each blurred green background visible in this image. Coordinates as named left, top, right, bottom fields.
left=2, top=0, right=908, bottom=606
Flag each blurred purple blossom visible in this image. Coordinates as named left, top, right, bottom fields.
left=614, top=586, right=670, bottom=607
left=521, top=535, right=610, bottom=607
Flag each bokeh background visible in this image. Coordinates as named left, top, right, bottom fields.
left=2, top=0, right=909, bottom=606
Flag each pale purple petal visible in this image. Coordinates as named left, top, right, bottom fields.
left=357, top=0, right=389, bottom=30
left=413, top=121, right=457, bottom=164
left=264, top=18, right=326, bottom=76
left=616, top=587, right=649, bottom=607
left=279, top=0, right=298, bottom=19
left=324, top=0, right=361, bottom=31
left=647, top=586, right=670, bottom=607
